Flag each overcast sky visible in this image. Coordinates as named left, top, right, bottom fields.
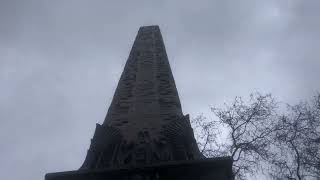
left=1, top=1, right=320, bottom=180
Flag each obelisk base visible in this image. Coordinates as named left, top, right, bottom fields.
left=46, top=157, right=233, bottom=180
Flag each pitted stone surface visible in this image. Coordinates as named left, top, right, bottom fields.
left=80, top=26, right=202, bottom=169
left=46, top=26, right=233, bottom=180
left=103, top=26, right=183, bottom=142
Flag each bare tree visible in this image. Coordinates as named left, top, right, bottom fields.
left=192, top=93, right=320, bottom=180
left=270, top=94, right=320, bottom=180
left=192, top=93, right=278, bottom=179
left=192, top=114, right=227, bottom=157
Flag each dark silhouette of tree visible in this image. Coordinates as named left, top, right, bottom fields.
left=193, top=93, right=278, bottom=179
left=192, top=93, right=320, bottom=180
left=269, top=94, right=320, bottom=180
left=192, top=114, right=224, bottom=157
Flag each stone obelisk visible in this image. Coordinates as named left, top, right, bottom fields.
left=45, top=25, right=233, bottom=180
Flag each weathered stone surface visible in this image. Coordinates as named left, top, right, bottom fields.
left=103, top=25, right=183, bottom=141
left=45, top=25, right=233, bottom=180
left=79, top=25, right=203, bottom=169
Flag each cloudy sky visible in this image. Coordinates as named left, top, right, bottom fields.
left=1, top=0, right=320, bottom=179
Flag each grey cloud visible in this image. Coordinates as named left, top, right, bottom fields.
left=1, top=1, right=320, bottom=180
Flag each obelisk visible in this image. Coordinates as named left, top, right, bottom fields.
left=45, top=25, right=233, bottom=180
